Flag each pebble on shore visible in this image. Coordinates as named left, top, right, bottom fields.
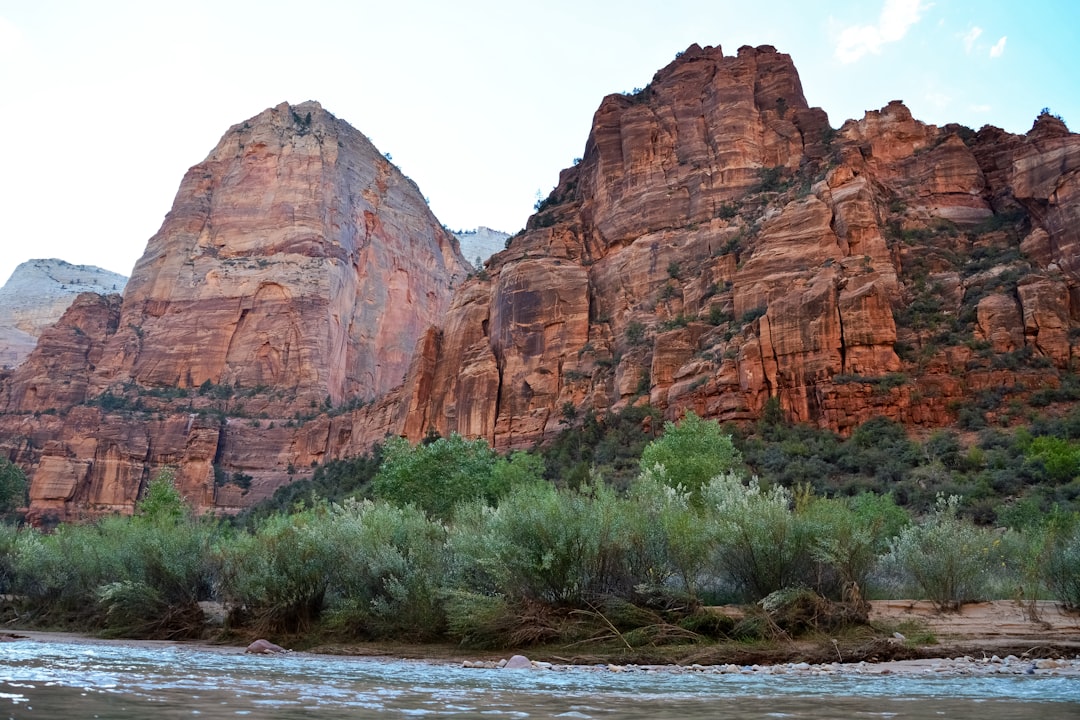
left=460, top=654, right=1080, bottom=676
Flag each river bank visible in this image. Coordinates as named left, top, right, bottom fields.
left=4, top=600, right=1078, bottom=675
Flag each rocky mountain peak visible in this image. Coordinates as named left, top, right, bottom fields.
left=1, top=47, right=1078, bottom=521
left=0, top=101, right=469, bottom=520
left=101, top=100, right=468, bottom=408
left=0, top=260, right=127, bottom=368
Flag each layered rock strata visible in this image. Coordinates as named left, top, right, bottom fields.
left=0, top=101, right=467, bottom=520
left=2, top=46, right=1079, bottom=519
left=408, top=45, right=1079, bottom=447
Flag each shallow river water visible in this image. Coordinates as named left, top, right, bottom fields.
left=2, top=639, right=1078, bottom=719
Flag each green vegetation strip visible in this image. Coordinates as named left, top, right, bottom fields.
left=1, top=408, right=1079, bottom=651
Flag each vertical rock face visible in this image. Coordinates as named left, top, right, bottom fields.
left=2, top=46, right=1079, bottom=518
left=95, top=101, right=466, bottom=407
left=0, top=293, right=122, bottom=413
left=408, top=44, right=1080, bottom=448
left=0, top=101, right=467, bottom=521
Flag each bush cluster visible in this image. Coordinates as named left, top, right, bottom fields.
left=3, top=413, right=1080, bottom=648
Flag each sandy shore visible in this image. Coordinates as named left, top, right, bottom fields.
left=868, top=598, right=1080, bottom=651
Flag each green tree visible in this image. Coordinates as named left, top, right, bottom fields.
left=371, top=435, right=526, bottom=518
left=0, top=459, right=27, bottom=516
left=639, top=411, right=743, bottom=500
left=1026, top=436, right=1080, bottom=483
left=136, top=468, right=187, bottom=522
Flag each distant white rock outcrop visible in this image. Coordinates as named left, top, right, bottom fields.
left=0, top=259, right=127, bottom=368
left=453, top=227, right=511, bottom=269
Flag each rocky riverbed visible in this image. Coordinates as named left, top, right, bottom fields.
left=463, top=652, right=1080, bottom=677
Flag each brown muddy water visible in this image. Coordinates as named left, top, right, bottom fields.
left=1, top=638, right=1078, bottom=719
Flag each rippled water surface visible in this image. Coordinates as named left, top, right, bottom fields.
left=2, top=639, right=1078, bottom=719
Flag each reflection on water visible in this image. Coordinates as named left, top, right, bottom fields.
left=1, top=639, right=1078, bottom=719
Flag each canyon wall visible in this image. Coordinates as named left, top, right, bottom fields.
left=2, top=47, right=1078, bottom=519
left=410, top=45, right=1078, bottom=449
left=0, top=101, right=467, bottom=520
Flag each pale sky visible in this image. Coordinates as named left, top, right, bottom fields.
left=1, top=0, right=1077, bottom=286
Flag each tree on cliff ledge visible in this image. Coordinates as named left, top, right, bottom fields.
left=0, top=459, right=27, bottom=518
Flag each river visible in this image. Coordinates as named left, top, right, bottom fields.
left=2, top=638, right=1078, bottom=719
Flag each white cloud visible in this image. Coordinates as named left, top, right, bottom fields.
left=990, top=36, right=1007, bottom=58
left=835, top=0, right=926, bottom=63
left=879, top=0, right=925, bottom=42
left=970, top=104, right=992, bottom=113
left=962, top=26, right=983, bottom=54
left=0, top=15, right=28, bottom=60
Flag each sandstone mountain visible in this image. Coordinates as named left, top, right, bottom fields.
left=1, top=46, right=1078, bottom=521
left=0, top=101, right=468, bottom=520
left=454, top=227, right=512, bottom=269
left=406, top=44, right=1078, bottom=447
left=0, top=260, right=127, bottom=368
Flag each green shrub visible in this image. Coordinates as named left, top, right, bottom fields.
left=1040, top=517, right=1080, bottom=609
left=320, top=499, right=448, bottom=640
left=0, top=523, right=18, bottom=594
left=219, top=507, right=334, bottom=634
left=1026, top=436, right=1080, bottom=483
left=541, top=405, right=662, bottom=490
left=625, top=321, right=646, bottom=345
left=708, top=305, right=732, bottom=326
left=98, top=519, right=217, bottom=639
left=448, top=481, right=636, bottom=606
left=740, top=306, right=767, bottom=325
left=0, top=459, right=27, bottom=517
left=12, top=521, right=124, bottom=625
left=702, top=474, right=818, bottom=601
left=803, top=493, right=908, bottom=600
left=755, top=166, right=788, bottom=193
left=627, top=468, right=717, bottom=596
left=880, top=494, right=1003, bottom=610
left=9, top=486, right=217, bottom=639
left=443, top=590, right=514, bottom=648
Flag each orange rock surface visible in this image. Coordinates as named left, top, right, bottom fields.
left=2, top=46, right=1078, bottom=518
left=1, top=102, right=467, bottom=521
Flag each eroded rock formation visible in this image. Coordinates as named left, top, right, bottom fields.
left=0, top=260, right=127, bottom=369
left=2, top=46, right=1078, bottom=519
left=1, top=101, right=467, bottom=520
left=409, top=44, right=1079, bottom=446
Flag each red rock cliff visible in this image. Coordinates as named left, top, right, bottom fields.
left=3, top=47, right=1079, bottom=518
left=407, top=44, right=1079, bottom=447
left=1, top=101, right=467, bottom=521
